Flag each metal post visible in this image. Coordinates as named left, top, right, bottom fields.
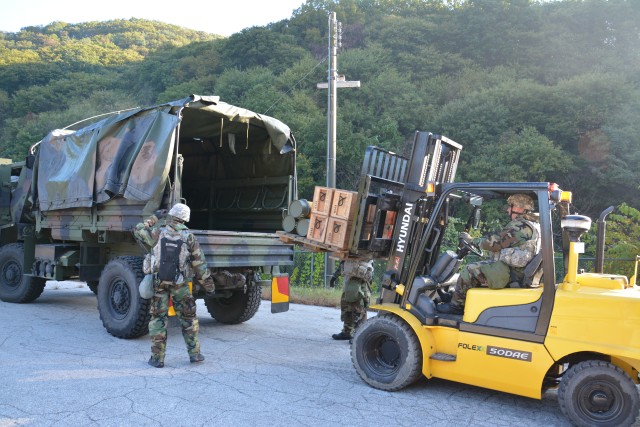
left=310, top=252, right=315, bottom=286
left=327, top=12, right=337, bottom=190
left=324, top=12, right=338, bottom=287
left=317, top=13, right=360, bottom=287
left=595, top=206, right=615, bottom=273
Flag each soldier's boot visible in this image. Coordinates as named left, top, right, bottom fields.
left=189, top=353, right=205, bottom=363
left=436, top=302, right=464, bottom=315
left=149, top=321, right=167, bottom=369
left=148, top=357, right=164, bottom=368
left=436, top=288, right=453, bottom=303
left=332, top=331, right=352, bottom=340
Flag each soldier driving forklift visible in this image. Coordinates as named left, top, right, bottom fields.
left=436, top=192, right=541, bottom=315
left=337, top=132, right=640, bottom=427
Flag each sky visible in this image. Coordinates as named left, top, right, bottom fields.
left=0, top=0, right=306, bottom=36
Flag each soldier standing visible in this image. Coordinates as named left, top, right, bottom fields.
left=135, top=203, right=214, bottom=368
left=330, top=259, right=374, bottom=340
left=437, top=193, right=541, bottom=315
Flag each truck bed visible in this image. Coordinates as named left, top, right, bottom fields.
left=195, top=229, right=293, bottom=268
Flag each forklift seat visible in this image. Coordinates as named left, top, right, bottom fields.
left=431, top=250, right=462, bottom=283
left=507, top=252, right=544, bottom=288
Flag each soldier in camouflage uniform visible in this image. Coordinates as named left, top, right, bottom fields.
left=134, top=203, right=214, bottom=368
left=330, top=259, right=374, bottom=340
left=437, top=194, right=540, bottom=315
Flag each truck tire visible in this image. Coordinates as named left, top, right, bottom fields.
left=558, top=360, right=640, bottom=427
left=0, top=243, right=46, bottom=303
left=87, top=281, right=98, bottom=295
left=204, top=283, right=261, bottom=324
left=97, top=256, right=150, bottom=339
left=351, top=313, right=423, bottom=391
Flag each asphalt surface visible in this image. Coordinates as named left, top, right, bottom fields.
left=0, top=281, right=606, bottom=426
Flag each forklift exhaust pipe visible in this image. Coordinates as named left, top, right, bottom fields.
left=595, top=206, right=615, bottom=273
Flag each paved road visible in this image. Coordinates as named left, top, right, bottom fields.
left=0, top=282, right=585, bottom=426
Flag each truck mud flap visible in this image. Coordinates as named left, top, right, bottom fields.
left=271, top=275, right=289, bottom=313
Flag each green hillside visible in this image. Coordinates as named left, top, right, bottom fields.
left=1, top=0, right=639, bottom=234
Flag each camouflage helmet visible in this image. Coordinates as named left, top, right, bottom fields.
left=507, top=194, right=535, bottom=212
left=168, top=203, right=190, bottom=222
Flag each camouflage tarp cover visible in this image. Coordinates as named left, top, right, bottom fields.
left=34, top=95, right=295, bottom=211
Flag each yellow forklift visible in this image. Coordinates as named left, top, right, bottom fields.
left=346, top=132, right=640, bottom=427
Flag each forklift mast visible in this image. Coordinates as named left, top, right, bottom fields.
left=348, top=131, right=462, bottom=301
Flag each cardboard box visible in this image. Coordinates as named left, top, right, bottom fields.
left=361, top=223, right=373, bottom=241
left=365, top=204, right=377, bottom=223
left=382, top=224, right=394, bottom=240
left=307, top=213, right=329, bottom=242
left=331, top=189, right=358, bottom=220
left=325, top=217, right=353, bottom=250
left=382, top=211, right=397, bottom=239
left=311, top=187, right=334, bottom=215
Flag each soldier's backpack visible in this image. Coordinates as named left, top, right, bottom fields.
left=145, top=227, right=190, bottom=283
left=342, top=259, right=374, bottom=281
left=158, top=235, right=184, bottom=281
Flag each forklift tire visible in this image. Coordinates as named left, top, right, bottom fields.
left=558, top=360, right=640, bottom=427
left=351, top=313, right=423, bottom=391
left=0, top=243, right=46, bottom=303
left=97, top=256, right=150, bottom=339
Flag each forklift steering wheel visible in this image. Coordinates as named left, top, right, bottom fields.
left=460, top=238, right=483, bottom=257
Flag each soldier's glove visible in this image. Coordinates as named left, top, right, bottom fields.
left=200, top=277, right=215, bottom=293
left=144, top=215, right=158, bottom=228
left=437, top=288, right=453, bottom=303
left=458, top=232, right=473, bottom=244
left=329, top=276, right=336, bottom=288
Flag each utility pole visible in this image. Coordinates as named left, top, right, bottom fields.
left=317, top=12, right=361, bottom=286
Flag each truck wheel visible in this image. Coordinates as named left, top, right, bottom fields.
left=0, top=243, right=46, bottom=303
left=97, top=256, right=150, bottom=339
left=351, top=313, right=423, bottom=391
left=558, top=360, right=640, bottom=427
left=204, top=283, right=261, bottom=324
left=87, top=281, right=98, bottom=295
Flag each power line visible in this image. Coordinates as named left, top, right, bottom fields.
left=263, top=56, right=328, bottom=115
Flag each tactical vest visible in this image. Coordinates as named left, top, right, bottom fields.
left=342, top=260, right=374, bottom=282
left=493, top=219, right=540, bottom=268
left=143, top=226, right=192, bottom=283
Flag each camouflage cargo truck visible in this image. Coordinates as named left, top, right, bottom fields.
left=0, top=95, right=296, bottom=338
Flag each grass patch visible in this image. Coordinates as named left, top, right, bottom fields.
left=262, top=285, right=341, bottom=308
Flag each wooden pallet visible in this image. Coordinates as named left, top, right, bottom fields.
left=276, top=231, right=352, bottom=259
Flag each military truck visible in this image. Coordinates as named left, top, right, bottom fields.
left=341, top=132, right=640, bottom=426
left=0, top=95, right=295, bottom=338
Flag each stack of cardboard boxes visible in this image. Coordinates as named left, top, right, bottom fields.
left=307, top=186, right=358, bottom=250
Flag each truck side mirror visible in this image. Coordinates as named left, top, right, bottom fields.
left=26, top=155, right=35, bottom=170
